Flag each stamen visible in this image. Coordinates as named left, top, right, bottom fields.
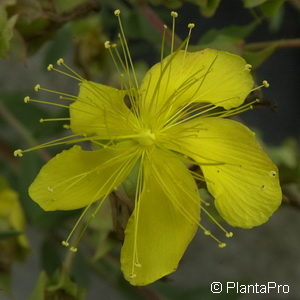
left=46, top=64, right=82, bottom=81
left=245, top=64, right=252, bottom=71
left=170, top=11, right=178, bottom=53
left=262, top=80, right=270, bottom=88
left=23, top=97, right=69, bottom=109
left=61, top=240, right=69, bottom=247
left=40, top=118, right=70, bottom=123
left=13, top=149, right=23, bottom=157
left=34, top=84, right=41, bottom=91
left=250, top=80, right=270, bottom=92
left=184, top=23, right=195, bottom=55
left=161, top=25, right=167, bottom=63
left=47, top=64, right=54, bottom=71
left=56, top=58, right=84, bottom=80
left=70, top=246, right=78, bottom=252
left=35, top=85, right=77, bottom=99
left=114, top=9, right=139, bottom=90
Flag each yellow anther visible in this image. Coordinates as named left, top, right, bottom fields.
left=39, top=118, right=44, bottom=123
left=61, top=240, right=69, bottom=247
left=47, top=64, right=54, bottom=71
left=14, top=149, right=23, bottom=157
left=104, top=41, right=111, bottom=49
left=226, top=232, right=233, bottom=238
left=70, top=246, right=78, bottom=252
left=163, top=24, right=168, bottom=29
left=114, top=9, right=121, bottom=16
left=218, top=243, right=226, bottom=248
left=111, top=43, right=117, bottom=48
left=188, top=23, right=195, bottom=29
left=245, top=64, right=252, bottom=71
left=24, top=96, right=30, bottom=103
left=34, top=84, right=41, bottom=91
left=63, top=124, right=70, bottom=129
left=171, top=11, right=178, bottom=18
left=262, top=80, right=270, bottom=88
left=57, top=58, right=64, bottom=65
left=204, top=230, right=211, bottom=236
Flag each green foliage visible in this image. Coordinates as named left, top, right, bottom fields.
left=29, top=271, right=86, bottom=300
left=0, top=0, right=299, bottom=299
left=197, top=22, right=258, bottom=53
left=244, top=43, right=277, bottom=68
left=0, top=1, right=18, bottom=58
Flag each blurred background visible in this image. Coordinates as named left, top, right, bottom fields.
left=0, top=0, right=300, bottom=299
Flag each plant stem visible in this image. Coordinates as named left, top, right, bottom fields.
left=246, top=38, right=300, bottom=50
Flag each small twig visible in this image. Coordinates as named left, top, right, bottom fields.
left=45, top=0, right=101, bottom=24
left=136, top=2, right=182, bottom=48
left=245, top=38, right=300, bottom=50
left=136, top=286, right=165, bottom=300
left=0, top=102, right=50, bottom=161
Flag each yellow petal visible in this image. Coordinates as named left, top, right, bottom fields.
left=29, top=142, right=140, bottom=211
left=70, top=81, right=137, bottom=136
left=139, top=49, right=253, bottom=125
left=164, top=117, right=281, bottom=228
left=121, top=147, right=200, bottom=285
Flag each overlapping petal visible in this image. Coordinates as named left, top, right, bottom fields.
left=139, top=49, right=254, bottom=125
left=71, top=81, right=138, bottom=136
left=121, top=147, right=200, bottom=285
left=164, top=117, right=281, bottom=228
left=29, top=142, right=140, bottom=211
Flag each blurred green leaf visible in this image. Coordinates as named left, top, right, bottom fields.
left=268, top=139, right=298, bottom=168
left=0, top=9, right=18, bottom=58
left=29, top=271, right=48, bottom=300
left=268, top=3, right=284, bottom=32
left=198, top=22, right=257, bottom=53
left=47, top=271, right=86, bottom=300
left=53, top=0, right=86, bottom=13
left=260, top=0, right=285, bottom=17
left=0, top=230, right=22, bottom=240
left=9, top=30, right=27, bottom=61
left=195, top=0, right=222, bottom=17
left=244, top=43, right=277, bottom=68
left=243, top=0, right=267, bottom=8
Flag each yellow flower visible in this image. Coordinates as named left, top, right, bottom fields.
left=15, top=10, right=281, bottom=285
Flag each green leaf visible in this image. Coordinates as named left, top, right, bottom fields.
left=0, top=230, right=22, bottom=240
left=198, top=22, right=257, bottom=53
left=0, top=12, right=18, bottom=58
left=244, top=43, right=277, bottom=68
left=243, top=0, right=267, bottom=8
left=199, top=0, right=222, bottom=17
left=28, top=271, right=48, bottom=300
left=53, top=0, right=86, bottom=13
left=47, top=271, right=86, bottom=300
left=260, top=0, right=285, bottom=17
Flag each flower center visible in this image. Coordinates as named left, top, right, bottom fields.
left=137, top=130, right=156, bottom=146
